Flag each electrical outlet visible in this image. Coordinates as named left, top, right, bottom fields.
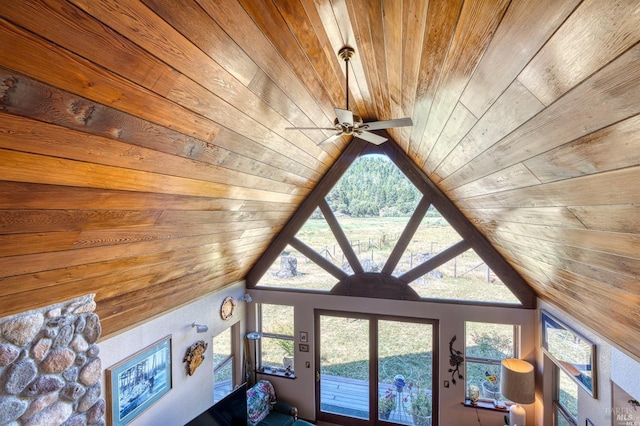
left=305, top=361, right=310, bottom=368
left=444, top=380, right=449, bottom=388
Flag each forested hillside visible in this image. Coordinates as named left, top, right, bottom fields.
left=324, top=155, right=421, bottom=217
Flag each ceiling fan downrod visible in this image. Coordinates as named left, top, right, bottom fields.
left=338, top=46, right=355, bottom=111
left=284, top=45, right=412, bottom=146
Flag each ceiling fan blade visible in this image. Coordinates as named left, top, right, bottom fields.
left=362, top=117, right=413, bottom=131
left=318, top=132, right=344, bottom=145
left=356, top=130, right=387, bottom=145
left=285, top=126, right=338, bottom=131
left=335, top=108, right=354, bottom=126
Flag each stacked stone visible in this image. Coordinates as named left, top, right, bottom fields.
left=0, top=295, right=105, bottom=426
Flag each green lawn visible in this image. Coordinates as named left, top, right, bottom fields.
left=259, top=216, right=519, bottom=304
left=258, top=215, right=523, bottom=395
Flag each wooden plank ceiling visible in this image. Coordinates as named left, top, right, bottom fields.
left=0, top=0, right=639, bottom=356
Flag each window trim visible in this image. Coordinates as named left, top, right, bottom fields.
left=464, top=322, right=520, bottom=404
left=553, top=401, right=577, bottom=426
left=258, top=303, right=295, bottom=375
left=213, top=326, right=237, bottom=403
left=553, top=365, right=578, bottom=426
left=246, top=141, right=536, bottom=308
left=314, top=309, right=439, bottom=425
left=213, top=354, right=233, bottom=375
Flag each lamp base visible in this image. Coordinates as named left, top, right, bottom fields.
left=509, top=403, right=526, bottom=426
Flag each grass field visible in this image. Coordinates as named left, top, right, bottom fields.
left=255, top=214, right=528, bottom=403
left=259, top=216, right=519, bottom=304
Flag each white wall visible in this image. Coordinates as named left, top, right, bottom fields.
left=98, top=286, right=640, bottom=425
left=248, top=289, right=537, bottom=425
left=98, top=281, right=247, bottom=426
left=611, top=348, right=640, bottom=402
left=537, top=300, right=640, bottom=426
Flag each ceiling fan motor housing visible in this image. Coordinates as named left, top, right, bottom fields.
left=338, top=46, right=355, bottom=62
left=285, top=45, right=412, bottom=145
left=334, top=114, right=363, bottom=135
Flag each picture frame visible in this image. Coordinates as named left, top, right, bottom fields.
left=586, top=419, right=594, bottom=426
left=299, top=331, right=308, bottom=342
left=299, top=343, right=309, bottom=352
left=541, top=311, right=596, bottom=397
left=107, top=336, right=172, bottom=426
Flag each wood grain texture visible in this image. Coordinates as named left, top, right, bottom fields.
left=0, top=18, right=218, bottom=141
left=407, top=0, right=463, bottom=160
left=459, top=0, right=580, bottom=117
left=1, top=0, right=640, bottom=357
left=416, top=0, right=510, bottom=164
left=518, top=0, right=640, bottom=105
left=433, top=80, right=545, bottom=182
left=441, top=43, right=640, bottom=190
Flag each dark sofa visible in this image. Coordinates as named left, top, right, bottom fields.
left=247, top=380, right=298, bottom=426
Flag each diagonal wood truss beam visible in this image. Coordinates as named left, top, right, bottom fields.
left=318, top=198, right=364, bottom=274
left=247, top=135, right=536, bottom=309
left=381, top=195, right=431, bottom=275
left=246, top=138, right=369, bottom=285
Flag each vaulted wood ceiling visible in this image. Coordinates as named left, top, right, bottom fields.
left=1, top=1, right=639, bottom=357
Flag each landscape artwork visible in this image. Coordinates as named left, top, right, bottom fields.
left=107, top=336, right=172, bottom=426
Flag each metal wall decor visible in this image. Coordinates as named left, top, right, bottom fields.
left=220, top=296, right=236, bottom=320
left=183, top=340, right=208, bottom=376
left=448, top=335, right=464, bottom=385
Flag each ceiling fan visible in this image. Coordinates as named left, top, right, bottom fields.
left=286, top=46, right=413, bottom=145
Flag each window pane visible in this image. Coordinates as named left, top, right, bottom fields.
left=257, top=243, right=337, bottom=291
left=213, top=360, right=233, bottom=403
left=465, top=322, right=517, bottom=402
left=262, top=304, right=294, bottom=335
left=261, top=336, right=294, bottom=371
left=260, top=304, right=294, bottom=372
left=254, top=154, right=524, bottom=306
left=319, top=315, right=370, bottom=420
left=378, top=320, right=433, bottom=424
left=555, top=405, right=576, bottom=426
left=408, top=247, right=520, bottom=304
left=213, top=328, right=231, bottom=365
left=466, top=361, right=503, bottom=400
left=466, top=322, right=514, bottom=360
left=213, top=328, right=233, bottom=403
left=558, top=368, right=578, bottom=418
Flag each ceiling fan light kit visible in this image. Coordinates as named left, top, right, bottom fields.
left=286, top=46, right=413, bottom=145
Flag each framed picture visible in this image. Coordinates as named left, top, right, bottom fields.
left=299, top=343, right=309, bottom=352
left=107, top=336, right=172, bottom=426
left=541, top=311, right=596, bottom=397
left=300, top=331, right=308, bottom=342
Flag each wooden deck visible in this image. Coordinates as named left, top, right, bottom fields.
left=321, top=375, right=370, bottom=419
left=320, top=375, right=423, bottom=424
left=215, top=374, right=426, bottom=425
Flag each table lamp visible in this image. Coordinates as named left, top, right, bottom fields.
left=500, top=358, right=535, bottom=426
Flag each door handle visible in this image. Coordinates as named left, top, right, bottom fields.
left=316, top=371, right=320, bottom=382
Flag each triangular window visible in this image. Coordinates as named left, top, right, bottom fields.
left=247, top=140, right=534, bottom=307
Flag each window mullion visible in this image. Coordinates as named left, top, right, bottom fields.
left=465, top=357, right=503, bottom=365
left=214, top=355, right=233, bottom=374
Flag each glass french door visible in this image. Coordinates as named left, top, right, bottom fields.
left=316, top=311, right=437, bottom=425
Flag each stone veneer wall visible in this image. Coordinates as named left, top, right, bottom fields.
left=0, top=295, right=105, bottom=426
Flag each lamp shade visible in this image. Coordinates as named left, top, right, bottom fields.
left=500, top=358, right=535, bottom=404
left=246, top=332, right=262, bottom=340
